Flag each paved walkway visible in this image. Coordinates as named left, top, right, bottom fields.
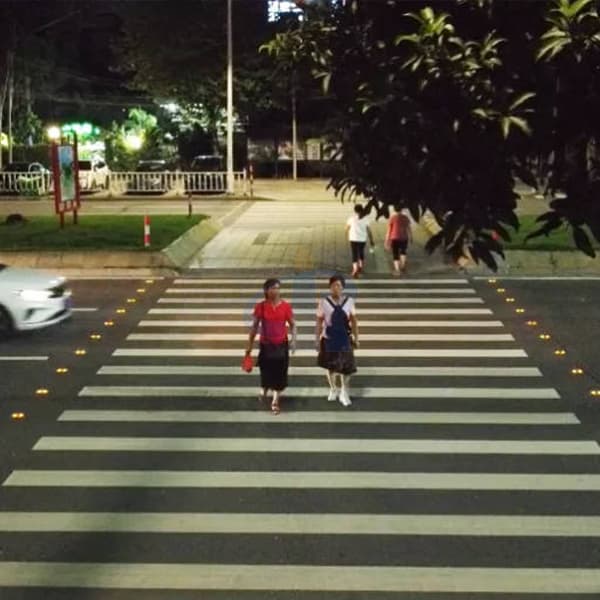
left=188, top=200, right=454, bottom=274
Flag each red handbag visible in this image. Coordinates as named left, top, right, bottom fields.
left=241, top=354, right=254, bottom=373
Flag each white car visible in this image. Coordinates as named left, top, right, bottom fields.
left=0, top=265, right=72, bottom=335
left=78, top=159, right=110, bottom=191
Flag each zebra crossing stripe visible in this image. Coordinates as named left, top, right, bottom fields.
left=33, top=437, right=597, bottom=454
left=79, top=386, right=554, bottom=398
left=112, top=348, right=526, bottom=358
left=0, top=562, right=597, bottom=593
left=149, top=308, right=494, bottom=315
left=126, top=333, right=516, bottom=342
left=0, top=512, right=597, bottom=536
left=165, top=287, right=477, bottom=295
left=174, top=278, right=470, bottom=285
left=157, top=297, right=485, bottom=305
left=138, top=319, right=506, bottom=328
left=6, top=470, right=600, bottom=490
left=0, top=356, right=48, bottom=362
left=97, top=365, right=543, bottom=377
left=58, top=409, right=576, bottom=424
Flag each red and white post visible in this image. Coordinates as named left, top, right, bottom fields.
left=143, top=215, right=151, bottom=248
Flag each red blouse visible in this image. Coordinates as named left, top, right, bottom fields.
left=254, top=300, right=294, bottom=345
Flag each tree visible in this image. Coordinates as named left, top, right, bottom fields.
left=265, top=0, right=536, bottom=268
left=528, top=0, right=600, bottom=256
left=115, top=1, right=282, bottom=153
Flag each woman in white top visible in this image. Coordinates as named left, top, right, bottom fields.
left=316, top=274, right=359, bottom=407
left=346, top=204, right=375, bottom=278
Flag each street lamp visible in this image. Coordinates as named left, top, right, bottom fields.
left=47, top=126, right=61, bottom=141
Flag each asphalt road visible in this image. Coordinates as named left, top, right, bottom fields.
left=0, top=275, right=599, bottom=598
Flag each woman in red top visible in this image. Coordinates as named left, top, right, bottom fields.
left=385, top=205, right=412, bottom=276
left=246, top=278, right=296, bottom=414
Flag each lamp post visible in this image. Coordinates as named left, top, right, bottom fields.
left=226, top=0, right=234, bottom=194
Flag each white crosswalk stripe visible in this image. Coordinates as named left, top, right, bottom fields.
left=59, top=410, right=575, bottom=424
left=113, top=348, right=528, bottom=357
left=0, top=512, right=597, bottom=536
left=78, top=385, right=558, bottom=399
left=157, top=296, right=485, bottom=304
left=0, top=562, right=599, bottom=593
left=33, top=436, right=596, bottom=454
left=127, top=332, right=516, bottom=342
left=97, top=365, right=543, bottom=377
left=150, top=307, right=494, bottom=314
left=139, top=319, right=506, bottom=327
left=165, top=287, right=478, bottom=294
left=0, top=276, right=596, bottom=597
left=6, top=470, right=600, bottom=490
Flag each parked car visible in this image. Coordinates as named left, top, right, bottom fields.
left=127, top=160, right=172, bottom=194
left=190, top=154, right=224, bottom=171
left=0, top=264, right=72, bottom=335
left=0, top=162, right=51, bottom=195
left=78, top=158, right=110, bottom=191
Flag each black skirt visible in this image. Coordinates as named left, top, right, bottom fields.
left=317, top=338, right=357, bottom=375
left=258, top=341, right=289, bottom=391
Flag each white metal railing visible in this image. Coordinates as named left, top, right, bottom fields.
left=0, top=171, right=52, bottom=196
left=0, top=170, right=248, bottom=197
left=107, top=170, right=247, bottom=196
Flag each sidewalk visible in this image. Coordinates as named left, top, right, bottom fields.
left=188, top=200, right=456, bottom=275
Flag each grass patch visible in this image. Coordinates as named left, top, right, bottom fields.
left=505, top=215, right=600, bottom=251
left=0, top=214, right=207, bottom=251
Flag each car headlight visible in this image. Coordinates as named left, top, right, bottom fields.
left=18, top=289, right=53, bottom=302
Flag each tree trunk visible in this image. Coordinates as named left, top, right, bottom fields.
left=25, top=74, right=32, bottom=146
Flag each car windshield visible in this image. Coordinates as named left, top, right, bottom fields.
left=78, top=161, right=92, bottom=170
left=137, top=162, right=166, bottom=172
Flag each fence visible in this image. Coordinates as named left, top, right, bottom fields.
left=0, top=171, right=52, bottom=196
left=0, top=170, right=248, bottom=197
left=108, top=170, right=247, bottom=196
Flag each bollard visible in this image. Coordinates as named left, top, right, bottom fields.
left=188, top=194, right=193, bottom=218
left=249, top=163, right=254, bottom=198
left=144, top=215, right=151, bottom=248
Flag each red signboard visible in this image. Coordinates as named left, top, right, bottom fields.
left=51, top=135, right=81, bottom=226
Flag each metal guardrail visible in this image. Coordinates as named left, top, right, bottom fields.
left=0, top=170, right=248, bottom=197
left=108, top=171, right=247, bottom=196
left=0, top=172, right=52, bottom=196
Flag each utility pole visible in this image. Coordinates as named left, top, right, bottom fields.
left=292, top=85, right=297, bottom=181
left=226, top=0, right=234, bottom=194
left=7, top=50, right=14, bottom=163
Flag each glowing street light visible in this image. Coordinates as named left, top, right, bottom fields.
left=124, top=133, right=144, bottom=151
left=47, top=125, right=61, bottom=141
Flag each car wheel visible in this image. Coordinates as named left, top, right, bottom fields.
left=0, top=306, right=14, bottom=337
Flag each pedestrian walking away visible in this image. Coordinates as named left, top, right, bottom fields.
left=246, top=278, right=297, bottom=415
left=346, top=204, right=375, bottom=278
left=385, top=205, right=412, bottom=276
left=316, top=274, right=359, bottom=407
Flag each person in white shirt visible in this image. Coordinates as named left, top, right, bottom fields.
left=345, top=204, right=374, bottom=278
left=316, top=274, right=359, bottom=407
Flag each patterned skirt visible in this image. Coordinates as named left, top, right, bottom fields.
left=317, top=338, right=357, bottom=375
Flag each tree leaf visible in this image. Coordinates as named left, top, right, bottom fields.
left=509, top=92, right=536, bottom=111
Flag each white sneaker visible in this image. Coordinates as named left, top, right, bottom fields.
left=338, top=389, right=352, bottom=407
left=328, top=389, right=339, bottom=402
